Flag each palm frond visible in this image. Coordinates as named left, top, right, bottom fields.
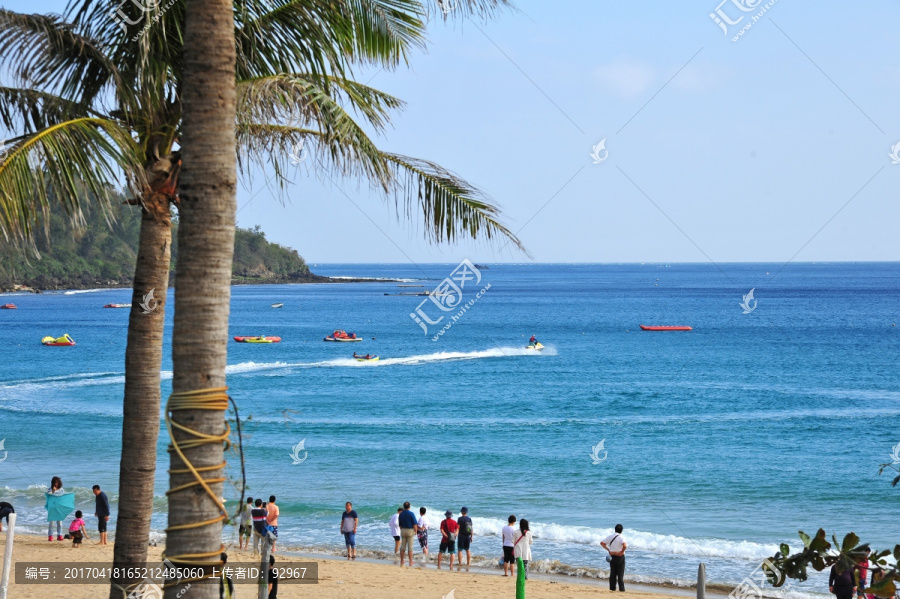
left=427, top=0, right=515, bottom=20
left=237, top=73, right=403, bottom=132
left=382, top=152, right=526, bottom=253
left=0, top=9, right=120, bottom=108
left=235, top=121, right=525, bottom=252
left=0, top=117, right=144, bottom=248
left=0, top=87, right=96, bottom=134
left=234, top=0, right=426, bottom=80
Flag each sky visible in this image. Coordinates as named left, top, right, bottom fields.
left=8, top=0, right=900, bottom=264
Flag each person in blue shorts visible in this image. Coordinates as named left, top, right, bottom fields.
left=340, top=502, right=358, bottom=559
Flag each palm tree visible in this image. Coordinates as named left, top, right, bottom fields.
left=164, top=1, right=237, bottom=595
left=0, top=0, right=518, bottom=596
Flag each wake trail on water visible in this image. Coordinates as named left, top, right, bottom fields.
left=0, top=347, right=553, bottom=397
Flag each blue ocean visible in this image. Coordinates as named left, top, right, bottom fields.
left=1, top=263, right=898, bottom=594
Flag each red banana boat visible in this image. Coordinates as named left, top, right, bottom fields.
left=1, top=303, right=16, bottom=309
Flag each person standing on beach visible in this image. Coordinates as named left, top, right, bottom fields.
left=502, top=515, right=517, bottom=576
left=220, top=552, right=234, bottom=599
left=417, top=507, right=430, bottom=560
left=341, top=502, right=358, bottom=560
left=456, top=507, right=473, bottom=566
left=47, top=476, right=65, bottom=541
left=437, top=510, right=459, bottom=569
left=239, top=497, right=253, bottom=550
left=389, top=507, right=402, bottom=554
left=855, top=549, right=871, bottom=599
left=398, top=502, right=419, bottom=567
left=251, top=498, right=269, bottom=553
left=830, top=564, right=857, bottom=599
left=267, top=495, right=280, bottom=552
left=512, top=518, right=533, bottom=579
left=601, top=524, right=627, bottom=592
left=0, top=501, right=14, bottom=533
left=92, top=485, right=110, bottom=546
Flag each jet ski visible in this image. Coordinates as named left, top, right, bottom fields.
left=526, top=342, right=544, bottom=350
left=353, top=353, right=379, bottom=361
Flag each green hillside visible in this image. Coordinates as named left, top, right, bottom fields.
left=0, top=196, right=322, bottom=290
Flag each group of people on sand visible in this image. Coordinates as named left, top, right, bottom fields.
left=385, top=504, right=478, bottom=571
left=28, top=476, right=112, bottom=548
left=237, top=494, right=280, bottom=554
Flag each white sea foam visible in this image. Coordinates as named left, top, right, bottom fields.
left=471, top=516, right=780, bottom=561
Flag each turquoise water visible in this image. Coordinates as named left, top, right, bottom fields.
left=1, top=263, right=898, bottom=592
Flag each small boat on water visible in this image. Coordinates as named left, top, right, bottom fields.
left=526, top=342, right=544, bottom=350
left=324, top=330, right=362, bottom=342
left=1, top=303, right=16, bottom=309
left=271, top=303, right=284, bottom=308
left=353, top=353, right=379, bottom=362
left=234, top=335, right=281, bottom=343
left=639, top=325, right=692, bottom=331
left=42, top=334, right=76, bottom=346
left=103, top=303, right=131, bottom=309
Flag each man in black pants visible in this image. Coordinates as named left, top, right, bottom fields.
left=601, top=523, right=628, bottom=591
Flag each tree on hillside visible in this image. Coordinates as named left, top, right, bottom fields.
left=0, top=0, right=519, bottom=596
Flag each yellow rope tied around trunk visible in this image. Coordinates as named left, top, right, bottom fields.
left=162, top=386, right=231, bottom=586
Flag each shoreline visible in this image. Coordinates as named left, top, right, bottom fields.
left=1, top=532, right=702, bottom=599
left=0, top=275, right=409, bottom=294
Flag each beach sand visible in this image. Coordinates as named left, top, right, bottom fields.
left=0, top=533, right=694, bottom=598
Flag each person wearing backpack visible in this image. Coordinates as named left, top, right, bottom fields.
left=436, top=510, right=459, bottom=569
left=456, top=507, right=474, bottom=566
left=601, top=524, right=628, bottom=591
left=512, top=518, right=533, bottom=579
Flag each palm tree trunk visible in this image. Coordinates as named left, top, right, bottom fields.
left=110, top=196, right=171, bottom=599
left=165, top=0, right=237, bottom=596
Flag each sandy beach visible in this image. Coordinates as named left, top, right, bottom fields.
left=0, top=532, right=697, bottom=599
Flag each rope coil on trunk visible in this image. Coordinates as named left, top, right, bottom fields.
left=162, top=386, right=231, bottom=586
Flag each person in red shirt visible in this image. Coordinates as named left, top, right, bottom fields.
left=437, top=510, right=459, bottom=569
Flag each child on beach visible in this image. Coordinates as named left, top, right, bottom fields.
left=512, top=518, right=533, bottom=579
left=69, top=510, right=89, bottom=547
left=501, top=515, right=517, bottom=576
left=417, top=507, right=429, bottom=560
